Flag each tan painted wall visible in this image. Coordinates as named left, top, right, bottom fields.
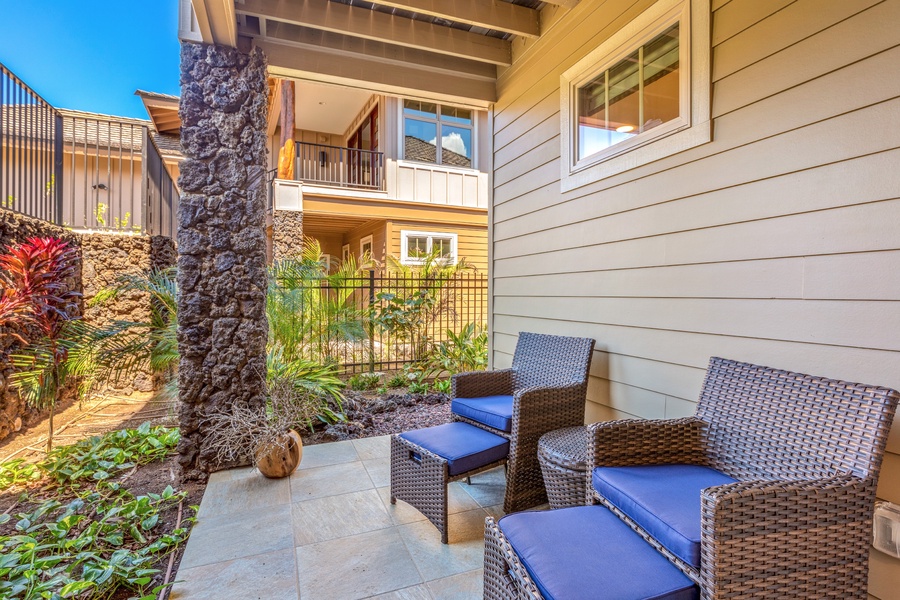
left=388, top=221, right=488, bottom=273
left=490, top=0, right=900, bottom=595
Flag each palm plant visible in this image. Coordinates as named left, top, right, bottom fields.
left=66, top=268, right=178, bottom=396
left=1, top=237, right=81, bottom=451
left=269, top=239, right=368, bottom=366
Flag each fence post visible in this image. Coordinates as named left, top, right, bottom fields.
left=141, top=126, right=150, bottom=235
left=368, top=269, right=376, bottom=374
left=53, top=113, right=63, bottom=225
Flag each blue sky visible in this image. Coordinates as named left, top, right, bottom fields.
left=0, top=1, right=181, bottom=119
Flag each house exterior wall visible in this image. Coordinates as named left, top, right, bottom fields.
left=489, top=0, right=900, bottom=595
left=387, top=221, right=488, bottom=273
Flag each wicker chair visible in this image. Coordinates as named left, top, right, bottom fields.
left=451, top=332, right=595, bottom=513
left=483, top=357, right=899, bottom=599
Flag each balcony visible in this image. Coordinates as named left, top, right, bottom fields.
left=296, top=141, right=385, bottom=192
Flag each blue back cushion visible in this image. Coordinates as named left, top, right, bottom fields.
left=500, top=506, right=698, bottom=600
left=399, top=422, right=509, bottom=476
left=451, top=395, right=514, bottom=432
left=593, top=464, right=737, bottom=568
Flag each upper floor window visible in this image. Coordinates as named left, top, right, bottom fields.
left=400, top=230, right=458, bottom=265
left=560, top=0, right=711, bottom=190
left=403, top=101, right=473, bottom=168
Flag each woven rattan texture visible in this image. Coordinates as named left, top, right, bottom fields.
left=485, top=357, right=899, bottom=599
left=451, top=332, right=595, bottom=514
left=538, top=426, right=589, bottom=509
left=389, top=434, right=506, bottom=544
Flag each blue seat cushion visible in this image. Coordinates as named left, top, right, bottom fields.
left=399, top=422, right=509, bottom=476
left=451, top=395, right=514, bottom=432
left=500, top=506, right=698, bottom=600
left=592, top=464, right=737, bottom=568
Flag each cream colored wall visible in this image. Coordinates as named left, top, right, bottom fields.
left=490, top=0, right=900, bottom=595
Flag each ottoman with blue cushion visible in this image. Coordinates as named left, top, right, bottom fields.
left=485, top=506, right=698, bottom=599
left=391, top=422, right=509, bottom=543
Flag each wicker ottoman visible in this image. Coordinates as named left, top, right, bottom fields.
left=391, top=422, right=509, bottom=543
left=538, top=426, right=589, bottom=509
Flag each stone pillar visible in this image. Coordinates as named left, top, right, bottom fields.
left=177, top=42, right=269, bottom=478
left=271, top=210, right=304, bottom=261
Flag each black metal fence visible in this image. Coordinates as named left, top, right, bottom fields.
left=271, top=271, right=488, bottom=374
left=0, top=62, right=179, bottom=236
left=295, top=141, right=385, bottom=191
left=0, top=63, right=63, bottom=224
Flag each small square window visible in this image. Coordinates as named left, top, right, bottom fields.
left=400, top=230, right=457, bottom=265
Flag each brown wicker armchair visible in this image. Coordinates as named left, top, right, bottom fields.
left=586, top=357, right=899, bottom=598
left=451, top=331, right=595, bottom=513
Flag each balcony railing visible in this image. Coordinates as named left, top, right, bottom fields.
left=1, top=62, right=179, bottom=236
left=295, top=142, right=385, bottom=191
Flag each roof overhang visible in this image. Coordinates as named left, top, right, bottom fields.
left=180, top=0, right=580, bottom=107
left=135, top=90, right=182, bottom=135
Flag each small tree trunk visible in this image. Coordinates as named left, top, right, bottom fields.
left=46, top=405, right=54, bottom=453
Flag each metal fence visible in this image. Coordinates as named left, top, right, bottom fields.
left=295, top=141, right=385, bottom=191
left=0, top=62, right=179, bottom=236
left=271, top=270, right=488, bottom=374
left=0, top=63, right=63, bottom=223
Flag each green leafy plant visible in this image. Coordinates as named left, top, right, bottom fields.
left=432, top=378, right=452, bottom=394
left=347, top=373, right=381, bottom=391
left=0, top=425, right=191, bottom=600
left=95, top=202, right=107, bottom=227
left=2, top=195, right=14, bottom=209
left=1, top=237, right=81, bottom=451
left=420, top=322, right=488, bottom=379
left=386, top=373, right=407, bottom=389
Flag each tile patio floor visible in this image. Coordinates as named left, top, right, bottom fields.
left=169, top=435, right=508, bottom=600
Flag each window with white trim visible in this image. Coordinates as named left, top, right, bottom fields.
left=402, top=101, right=474, bottom=168
left=400, top=230, right=458, bottom=265
left=342, top=244, right=351, bottom=264
left=360, top=235, right=373, bottom=260
left=560, top=0, right=710, bottom=189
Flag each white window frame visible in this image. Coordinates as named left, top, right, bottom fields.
left=401, top=101, right=476, bottom=169
left=359, top=235, right=374, bottom=260
left=342, top=244, right=351, bottom=264
left=560, top=0, right=710, bottom=191
left=321, top=253, right=333, bottom=272
left=400, top=230, right=458, bottom=266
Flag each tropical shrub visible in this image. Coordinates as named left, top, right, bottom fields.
left=0, top=237, right=81, bottom=451
left=347, top=372, right=381, bottom=391
left=0, top=424, right=191, bottom=600
left=420, top=322, right=488, bottom=379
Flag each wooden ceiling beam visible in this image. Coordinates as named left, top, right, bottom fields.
left=539, top=0, right=580, bottom=8
left=257, top=38, right=496, bottom=106
left=237, top=0, right=511, bottom=66
left=365, top=0, right=540, bottom=39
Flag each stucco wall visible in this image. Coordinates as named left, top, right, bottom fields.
left=489, top=0, right=900, bottom=595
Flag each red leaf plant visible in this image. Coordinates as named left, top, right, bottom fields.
left=0, top=237, right=80, bottom=451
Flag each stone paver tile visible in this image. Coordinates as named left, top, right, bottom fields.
left=206, top=465, right=255, bottom=484
left=170, top=547, right=298, bottom=600
left=352, top=435, right=390, bottom=461
left=363, top=458, right=390, bottom=488
left=376, top=483, right=480, bottom=526
left=459, top=469, right=505, bottom=508
left=196, top=470, right=291, bottom=519
left=296, top=528, right=421, bottom=600
left=181, top=503, right=293, bottom=569
left=370, top=584, right=434, bottom=599
left=483, top=504, right=505, bottom=521
left=398, top=508, right=490, bottom=581
left=290, top=460, right=373, bottom=502
left=291, top=489, right=393, bottom=546
left=426, top=569, right=483, bottom=600
left=298, top=439, right=359, bottom=470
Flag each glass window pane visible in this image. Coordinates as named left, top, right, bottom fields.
left=404, top=118, right=438, bottom=163
left=408, top=236, right=428, bottom=258
left=404, top=100, right=437, bottom=119
left=432, top=237, right=453, bottom=258
left=607, top=49, right=641, bottom=140
left=440, top=125, right=472, bottom=167
left=441, top=105, right=472, bottom=126
left=642, top=23, right=680, bottom=132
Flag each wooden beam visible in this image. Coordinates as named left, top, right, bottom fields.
left=365, top=0, right=540, bottom=39
left=255, top=20, right=497, bottom=81
left=237, top=0, right=511, bottom=66
left=257, top=39, right=497, bottom=106
left=277, top=80, right=296, bottom=180
left=540, top=0, right=580, bottom=8
left=190, top=0, right=237, bottom=47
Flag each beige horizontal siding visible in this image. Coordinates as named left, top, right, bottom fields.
left=491, top=0, right=900, bottom=595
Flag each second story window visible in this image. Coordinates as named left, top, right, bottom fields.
left=403, top=101, right=473, bottom=168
